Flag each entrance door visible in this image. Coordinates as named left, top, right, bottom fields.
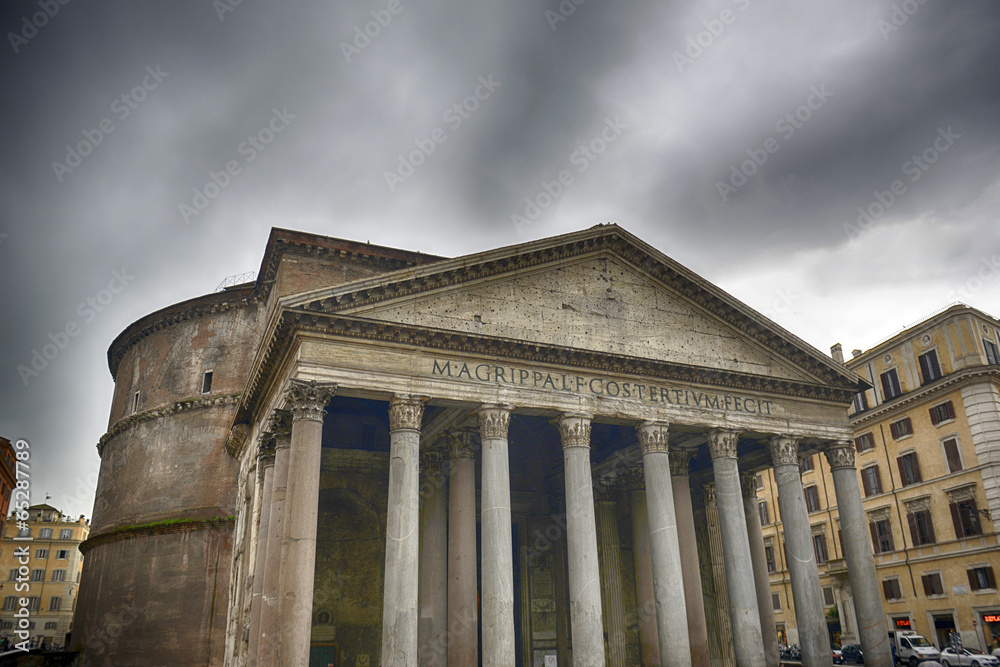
left=309, top=643, right=339, bottom=667
left=933, top=614, right=957, bottom=649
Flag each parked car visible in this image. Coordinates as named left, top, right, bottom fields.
left=940, top=647, right=1000, bottom=667
left=841, top=644, right=864, bottom=663
left=832, top=645, right=845, bottom=664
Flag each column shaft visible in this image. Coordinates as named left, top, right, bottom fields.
left=558, top=414, right=606, bottom=667
left=247, top=447, right=275, bottom=664
left=418, top=448, right=448, bottom=666
left=596, top=496, right=627, bottom=666
left=742, top=474, right=780, bottom=667
left=826, top=445, right=893, bottom=667
left=257, top=412, right=291, bottom=667
left=637, top=422, right=691, bottom=667
left=478, top=405, right=516, bottom=666
left=707, top=429, right=766, bottom=667
left=448, top=431, right=478, bottom=665
left=768, top=437, right=829, bottom=667
left=704, top=485, right=735, bottom=667
left=670, top=453, right=710, bottom=666
left=381, top=395, right=426, bottom=666
left=628, top=483, right=661, bottom=666
left=281, top=381, right=335, bottom=667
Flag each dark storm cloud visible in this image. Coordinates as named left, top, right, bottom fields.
left=1, top=0, right=999, bottom=516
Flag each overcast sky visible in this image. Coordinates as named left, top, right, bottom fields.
left=1, top=1, right=999, bottom=519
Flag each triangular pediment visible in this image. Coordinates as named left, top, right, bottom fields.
left=285, top=226, right=860, bottom=390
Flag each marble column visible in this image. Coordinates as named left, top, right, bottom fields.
left=257, top=411, right=291, bottom=667
left=624, top=467, right=660, bottom=666
left=706, top=429, right=765, bottom=667
left=447, top=429, right=479, bottom=666
left=636, top=421, right=691, bottom=667
left=703, top=484, right=735, bottom=667
left=381, top=394, right=427, bottom=666
left=669, top=449, right=710, bottom=667
left=825, top=443, right=894, bottom=667
left=557, top=414, right=606, bottom=667
left=595, top=483, right=627, bottom=667
left=247, top=433, right=275, bottom=664
left=477, top=404, right=516, bottom=666
left=742, top=473, right=780, bottom=667
left=281, top=380, right=336, bottom=667
left=418, top=445, right=448, bottom=667
left=767, top=436, right=829, bottom=667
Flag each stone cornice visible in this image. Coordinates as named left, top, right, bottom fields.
left=80, top=516, right=235, bottom=554
left=107, top=286, right=256, bottom=379
left=98, top=393, right=242, bottom=457
left=234, top=310, right=858, bottom=428
left=851, top=366, right=1000, bottom=427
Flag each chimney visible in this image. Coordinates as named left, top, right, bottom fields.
left=852, top=349, right=863, bottom=359
left=830, top=343, right=844, bottom=364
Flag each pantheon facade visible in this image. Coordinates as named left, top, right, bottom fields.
left=74, top=225, right=893, bottom=666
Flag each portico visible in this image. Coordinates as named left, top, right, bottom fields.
left=224, top=225, right=892, bottom=667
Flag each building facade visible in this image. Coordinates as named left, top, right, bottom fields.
left=75, top=225, right=895, bottom=666
left=0, top=438, right=16, bottom=544
left=0, top=504, right=89, bottom=649
left=758, top=305, right=1000, bottom=653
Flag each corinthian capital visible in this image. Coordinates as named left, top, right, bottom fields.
left=741, top=472, right=759, bottom=498
left=446, top=429, right=478, bottom=459
left=668, top=447, right=692, bottom=477
left=636, top=421, right=669, bottom=454
left=703, top=483, right=718, bottom=507
left=476, top=404, right=512, bottom=440
left=767, top=435, right=801, bottom=467
left=706, top=429, right=739, bottom=460
left=388, top=394, right=426, bottom=431
left=824, top=441, right=856, bottom=470
left=285, top=380, right=337, bottom=422
left=556, top=413, right=592, bottom=449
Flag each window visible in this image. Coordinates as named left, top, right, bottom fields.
left=823, top=586, right=836, bottom=606
left=132, top=391, right=140, bottom=414
left=897, top=452, right=921, bottom=486
left=56, top=550, right=68, bottom=559
left=804, top=485, right=821, bottom=513
left=951, top=498, right=982, bottom=538
left=907, top=509, right=936, bottom=546
left=812, top=533, right=829, bottom=564
left=48, top=597, right=61, bottom=611
left=881, top=368, right=902, bottom=400
left=7, top=569, right=16, bottom=582
left=968, top=566, right=996, bottom=591
left=765, top=544, right=776, bottom=573
left=985, top=339, right=999, bottom=365
left=26, top=597, right=39, bottom=611
left=943, top=438, right=963, bottom=473
left=31, top=569, right=45, bottom=581
left=758, top=500, right=769, bottom=526
left=772, top=592, right=781, bottom=611
left=44, top=622, right=57, bottom=630
left=800, top=455, right=814, bottom=472
left=855, top=432, right=875, bottom=453
left=202, top=370, right=213, bottom=394
left=59, top=529, right=72, bottom=540
left=39, top=528, right=52, bottom=539
left=870, top=518, right=895, bottom=553
left=51, top=570, right=66, bottom=582
left=852, top=390, right=869, bottom=413
left=0, top=621, right=11, bottom=630
left=890, top=417, right=913, bottom=440
left=861, top=465, right=883, bottom=497
left=918, top=350, right=943, bottom=384
left=929, top=401, right=955, bottom=425
left=921, top=572, right=944, bottom=597
left=883, top=578, right=903, bottom=601
left=2, top=597, right=16, bottom=611
left=36, top=548, right=48, bottom=559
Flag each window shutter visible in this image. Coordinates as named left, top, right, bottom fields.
left=919, top=354, right=930, bottom=384
left=930, top=406, right=941, bottom=425
left=870, top=523, right=880, bottom=552
left=897, top=457, right=907, bottom=483
left=944, top=439, right=963, bottom=473
left=987, top=566, right=996, bottom=589
left=874, top=465, right=882, bottom=494
left=862, top=470, right=872, bottom=497
left=907, top=512, right=918, bottom=546
left=925, top=512, right=935, bottom=543
left=944, top=401, right=954, bottom=420
left=913, top=456, right=922, bottom=483
left=883, top=580, right=893, bottom=599
left=950, top=502, right=964, bottom=538
left=922, top=575, right=932, bottom=596
left=855, top=436, right=863, bottom=452
left=968, top=569, right=978, bottom=591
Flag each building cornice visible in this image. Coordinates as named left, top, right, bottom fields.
left=79, top=516, right=235, bottom=555
left=850, top=366, right=1000, bottom=428
left=97, top=393, right=242, bottom=457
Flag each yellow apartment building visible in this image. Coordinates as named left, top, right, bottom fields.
left=0, top=504, right=89, bottom=650
left=758, top=304, right=1000, bottom=653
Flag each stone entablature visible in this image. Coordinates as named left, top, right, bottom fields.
left=97, top=393, right=242, bottom=456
